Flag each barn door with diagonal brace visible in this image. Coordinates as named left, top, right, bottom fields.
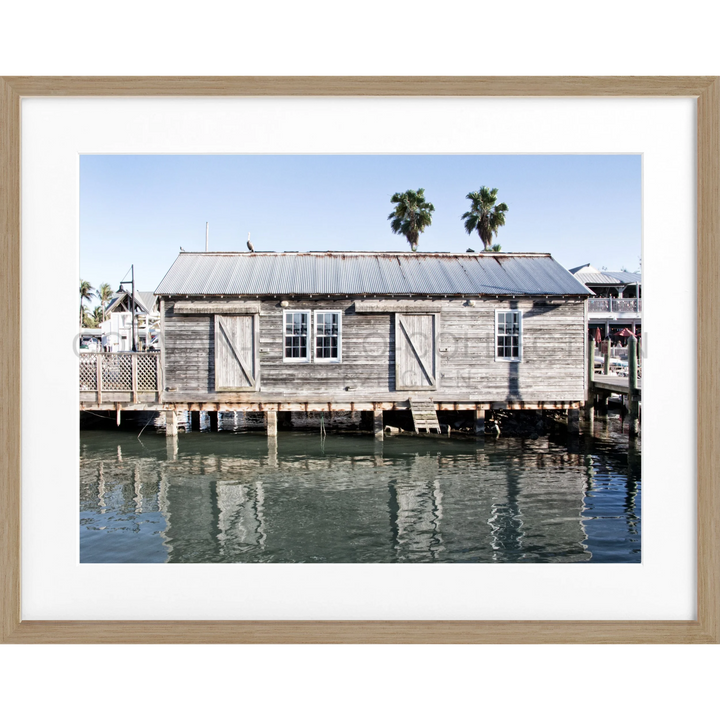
left=394, top=313, right=439, bottom=390
left=214, top=314, right=259, bottom=391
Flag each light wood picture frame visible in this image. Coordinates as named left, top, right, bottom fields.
left=1, top=76, right=718, bottom=644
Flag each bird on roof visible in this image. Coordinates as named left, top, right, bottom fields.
left=466, top=248, right=475, bottom=253
left=180, top=246, right=185, bottom=252
left=247, top=240, right=255, bottom=252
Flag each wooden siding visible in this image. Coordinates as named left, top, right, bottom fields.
left=161, top=297, right=586, bottom=403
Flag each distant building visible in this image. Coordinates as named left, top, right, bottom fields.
left=569, top=264, right=641, bottom=340
left=101, top=290, right=160, bottom=351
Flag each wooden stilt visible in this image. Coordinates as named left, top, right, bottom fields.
left=266, top=410, right=277, bottom=437
left=267, top=435, right=278, bottom=467
left=166, top=434, right=178, bottom=460
left=165, top=410, right=178, bottom=436
left=568, top=408, right=580, bottom=434
left=116, top=404, right=121, bottom=427
left=584, top=339, right=595, bottom=420
left=474, top=409, right=485, bottom=437
left=373, top=408, right=384, bottom=440
left=596, top=392, right=609, bottom=417
left=628, top=336, right=640, bottom=437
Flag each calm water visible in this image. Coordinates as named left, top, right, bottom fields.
left=80, top=418, right=641, bottom=563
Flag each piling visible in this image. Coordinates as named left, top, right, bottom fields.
left=165, top=410, right=178, bottom=436
left=166, top=435, right=178, bottom=461
left=373, top=408, right=384, bottom=441
left=584, top=339, right=595, bottom=420
left=603, top=340, right=610, bottom=375
left=474, top=409, right=485, bottom=437
left=628, top=335, right=640, bottom=437
left=568, top=408, right=580, bottom=434
left=596, top=392, right=609, bottom=417
left=266, top=410, right=278, bottom=437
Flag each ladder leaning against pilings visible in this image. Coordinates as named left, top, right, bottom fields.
left=409, top=398, right=441, bottom=434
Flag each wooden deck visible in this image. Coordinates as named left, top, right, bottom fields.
left=591, top=374, right=642, bottom=397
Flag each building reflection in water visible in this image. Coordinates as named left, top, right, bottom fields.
left=79, top=426, right=641, bottom=564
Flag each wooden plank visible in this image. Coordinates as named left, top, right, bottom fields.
left=5, top=76, right=716, bottom=97
left=174, top=301, right=261, bottom=315
left=214, top=315, right=259, bottom=391
left=395, top=314, right=438, bottom=390
left=355, top=300, right=443, bottom=313
left=217, top=316, right=255, bottom=387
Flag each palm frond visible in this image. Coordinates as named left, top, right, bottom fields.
left=388, top=188, right=435, bottom=250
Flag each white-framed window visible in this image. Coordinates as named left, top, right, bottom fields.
left=283, top=311, right=310, bottom=362
left=495, top=309, right=522, bottom=361
left=314, top=310, right=342, bottom=363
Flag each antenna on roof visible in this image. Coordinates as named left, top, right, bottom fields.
left=205, top=222, right=209, bottom=252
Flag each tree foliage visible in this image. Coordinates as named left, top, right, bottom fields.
left=462, top=187, right=508, bottom=251
left=79, top=280, right=96, bottom=324
left=388, top=188, right=435, bottom=252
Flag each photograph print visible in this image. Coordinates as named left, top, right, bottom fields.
left=78, top=154, right=641, bottom=564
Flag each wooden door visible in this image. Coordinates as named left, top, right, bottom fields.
left=394, top=313, right=438, bottom=390
left=214, top=315, right=259, bottom=391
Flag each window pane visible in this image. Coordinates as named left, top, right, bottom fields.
left=497, top=311, right=521, bottom=359
left=285, top=313, right=308, bottom=358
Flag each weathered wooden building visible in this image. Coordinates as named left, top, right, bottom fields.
left=150, top=251, right=592, bottom=437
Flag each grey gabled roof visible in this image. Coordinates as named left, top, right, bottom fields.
left=106, top=290, right=157, bottom=314
left=569, top=263, right=641, bottom=287
left=154, top=251, right=592, bottom=297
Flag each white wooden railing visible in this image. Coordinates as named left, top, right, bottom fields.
left=587, top=298, right=642, bottom=313
left=79, top=352, right=160, bottom=403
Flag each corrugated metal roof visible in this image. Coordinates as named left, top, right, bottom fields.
left=603, top=271, right=641, bottom=284
left=154, top=252, right=592, bottom=297
left=571, top=269, right=641, bottom=286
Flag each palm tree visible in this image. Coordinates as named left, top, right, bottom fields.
left=97, top=282, right=113, bottom=323
left=79, top=280, right=95, bottom=325
left=462, top=187, right=508, bottom=251
left=82, top=308, right=99, bottom=328
left=388, top=188, right=435, bottom=252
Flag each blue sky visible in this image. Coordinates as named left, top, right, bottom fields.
left=80, top=154, right=641, bottom=297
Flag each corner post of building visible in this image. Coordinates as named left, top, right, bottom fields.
left=165, top=409, right=178, bottom=436
left=373, top=406, right=384, bottom=441
left=266, top=409, right=278, bottom=437
left=628, top=335, right=640, bottom=437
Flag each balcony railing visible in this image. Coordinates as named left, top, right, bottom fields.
left=588, top=298, right=642, bottom=313
left=80, top=352, right=160, bottom=403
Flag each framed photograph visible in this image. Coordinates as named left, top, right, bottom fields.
left=1, top=77, right=718, bottom=643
